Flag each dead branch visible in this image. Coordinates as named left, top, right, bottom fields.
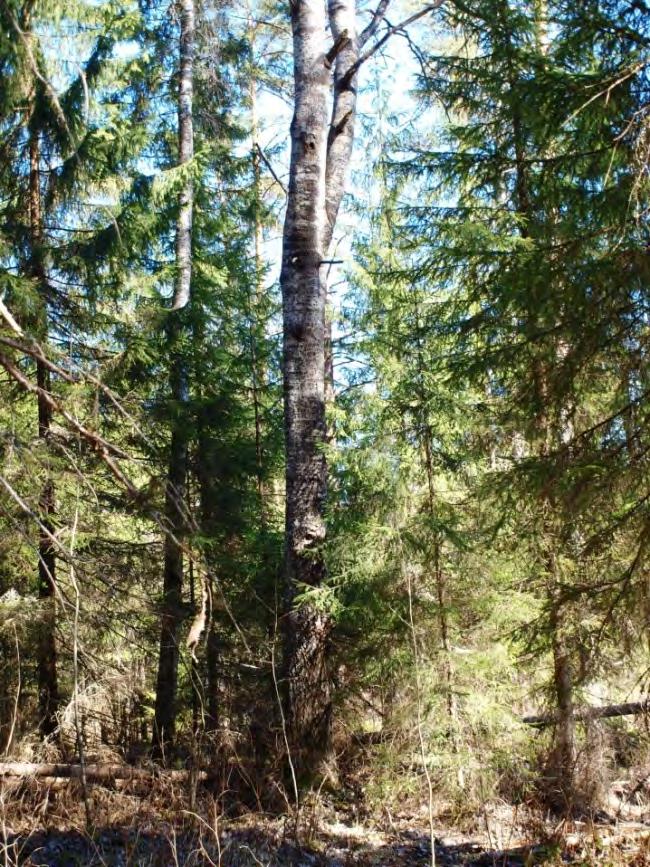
left=0, top=762, right=208, bottom=783
left=523, top=700, right=650, bottom=727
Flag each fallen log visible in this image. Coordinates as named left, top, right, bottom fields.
left=0, top=763, right=207, bottom=782
left=523, top=700, right=650, bottom=727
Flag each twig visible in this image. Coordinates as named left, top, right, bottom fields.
left=254, top=143, right=287, bottom=195
left=342, top=1, right=444, bottom=86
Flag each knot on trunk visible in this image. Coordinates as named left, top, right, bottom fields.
left=302, top=131, right=317, bottom=152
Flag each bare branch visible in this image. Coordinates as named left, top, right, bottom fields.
left=359, top=0, right=391, bottom=47
left=342, top=1, right=444, bottom=86
left=254, top=142, right=287, bottom=195
left=0, top=298, right=23, bottom=336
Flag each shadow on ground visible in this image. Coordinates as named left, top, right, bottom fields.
left=3, top=824, right=603, bottom=866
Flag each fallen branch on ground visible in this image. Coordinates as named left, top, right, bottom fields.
left=0, top=762, right=207, bottom=782
left=523, top=699, right=650, bottom=727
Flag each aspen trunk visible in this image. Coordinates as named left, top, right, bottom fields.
left=280, top=0, right=332, bottom=770
left=281, top=0, right=382, bottom=774
left=29, top=130, right=59, bottom=739
left=153, top=0, right=195, bottom=759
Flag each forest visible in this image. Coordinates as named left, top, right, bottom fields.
left=0, top=0, right=650, bottom=864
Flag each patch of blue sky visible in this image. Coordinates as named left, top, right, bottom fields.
left=113, top=40, right=140, bottom=60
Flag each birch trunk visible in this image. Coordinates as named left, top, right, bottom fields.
left=324, top=0, right=359, bottom=250
left=323, top=0, right=358, bottom=412
left=249, top=28, right=268, bottom=528
left=153, top=0, right=195, bottom=759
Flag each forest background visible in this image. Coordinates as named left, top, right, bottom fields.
left=0, top=0, right=650, bottom=841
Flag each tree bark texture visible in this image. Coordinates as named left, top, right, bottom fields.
left=29, top=129, right=59, bottom=740
left=547, top=590, right=576, bottom=796
left=281, top=0, right=332, bottom=770
left=323, top=0, right=359, bottom=250
left=153, top=0, right=195, bottom=759
left=281, top=0, right=400, bottom=774
left=172, top=0, right=195, bottom=313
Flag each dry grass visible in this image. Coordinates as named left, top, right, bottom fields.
left=0, top=764, right=649, bottom=865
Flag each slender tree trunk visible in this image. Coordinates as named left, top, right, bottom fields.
left=421, top=375, right=463, bottom=786
left=29, top=129, right=59, bottom=739
left=323, top=0, right=359, bottom=249
left=322, top=0, right=359, bottom=415
left=172, top=0, right=194, bottom=315
left=549, top=592, right=576, bottom=792
left=205, top=616, right=221, bottom=733
left=153, top=0, right=195, bottom=759
left=249, top=40, right=268, bottom=528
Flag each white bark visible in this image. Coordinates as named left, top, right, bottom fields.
left=324, top=0, right=358, bottom=250
left=172, top=0, right=195, bottom=311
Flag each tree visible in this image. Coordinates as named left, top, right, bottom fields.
left=0, top=0, right=141, bottom=739
left=380, top=0, right=650, bottom=807
left=152, top=0, right=196, bottom=760
left=280, top=0, right=442, bottom=774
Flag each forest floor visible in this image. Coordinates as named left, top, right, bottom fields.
left=2, top=782, right=650, bottom=867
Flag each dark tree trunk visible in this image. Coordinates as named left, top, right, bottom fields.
left=547, top=592, right=576, bottom=800
left=205, top=606, right=222, bottom=734
left=29, top=130, right=59, bottom=739
left=501, top=0, right=577, bottom=804
left=280, top=0, right=441, bottom=778
left=153, top=0, right=195, bottom=760
left=524, top=699, right=650, bottom=726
